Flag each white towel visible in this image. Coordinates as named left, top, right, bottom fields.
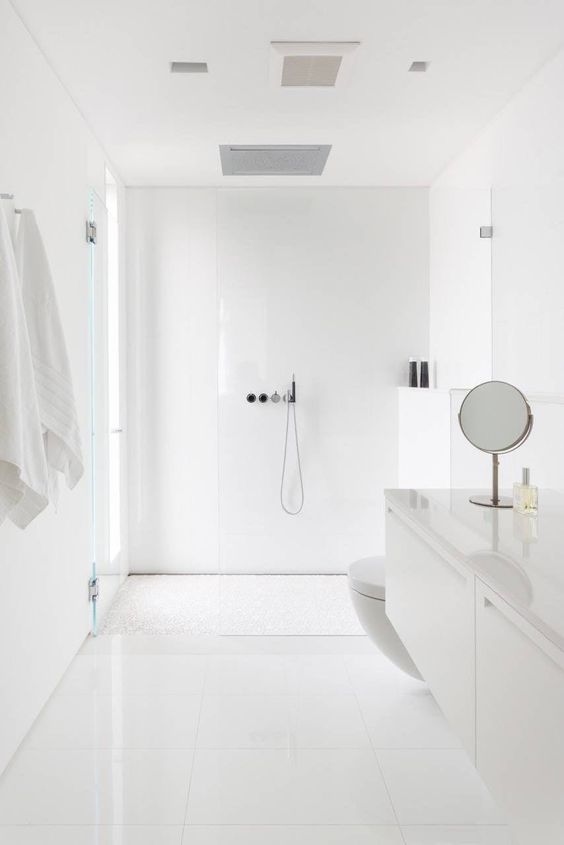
left=0, top=204, right=49, bottom=528
left=15, top=209, right=84, bottom=494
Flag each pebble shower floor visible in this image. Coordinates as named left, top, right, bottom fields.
left=102, top=575, right=365, bottom=636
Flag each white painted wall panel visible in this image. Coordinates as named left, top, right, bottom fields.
left=432, top=46, right=564, bottom=396
left=0, top=0, right=116, bottom=774
left=492, top=180, right=564, bottom=394
left=126, top=189, right=219, bottom=573
left=126, top=187, right=429, bottom=573
left=217, top=188, right=429, bottom=572
left=398, top=388, right=451, bottom=489
left=429, top=187, right=492, bottom=390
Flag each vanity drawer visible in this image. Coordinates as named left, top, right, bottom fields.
left=385, top=506, right=476, bottom=757
left=476, top=582, right=564, bottom=845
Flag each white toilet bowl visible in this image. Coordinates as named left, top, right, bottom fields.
left=349, top=556, right=422, bottom=680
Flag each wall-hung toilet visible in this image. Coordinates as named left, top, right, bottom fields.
left=349, top=557, right=422, bottom=680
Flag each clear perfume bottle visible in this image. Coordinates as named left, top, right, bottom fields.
left=513, top=467, right=538, bottom=515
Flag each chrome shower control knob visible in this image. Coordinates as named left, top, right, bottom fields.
left=258, top=393, right=268, bottom=403
left=270, top=391, right=281, bottom=403
left=246, top=393, right=256, bottom=403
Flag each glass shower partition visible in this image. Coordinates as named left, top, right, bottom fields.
left=88, top=189, right=110, bottom=634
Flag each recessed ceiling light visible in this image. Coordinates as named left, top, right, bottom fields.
left=170, top=61, right=208, bottom=74
left=409, top=61, right=429, bottom=72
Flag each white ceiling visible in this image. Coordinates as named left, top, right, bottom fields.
left=11, top=0, right=564, bottom=186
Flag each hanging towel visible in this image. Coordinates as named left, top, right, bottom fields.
left=15, top=209, right=84, bottom=494
left=0, top=204, right=49, bottom=528
left=1, top=195, right=17, bottom=246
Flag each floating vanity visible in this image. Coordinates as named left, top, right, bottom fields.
left=385, top=488, right=564, bottom=845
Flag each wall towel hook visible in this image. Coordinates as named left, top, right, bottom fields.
left=0, top=193, right=22, bottom=213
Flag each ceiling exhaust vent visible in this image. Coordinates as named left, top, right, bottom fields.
left=170, top=61, right=208, bottom=74
left=282, top=55, right=342, bottom=87
left=270, top=42, right=360, bottom=88
left=408, top=61, right=429, bottom=73
left=219, top=145, right=332, bottom=176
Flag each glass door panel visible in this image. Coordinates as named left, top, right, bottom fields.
left=89, top=190, right=109, bottom=634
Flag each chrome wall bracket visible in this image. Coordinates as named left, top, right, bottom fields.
left=88, top=576, right=99, bottom=602
left=86, top=220, right=97, bottom=244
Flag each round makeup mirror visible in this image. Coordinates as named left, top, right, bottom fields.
left=459, top=380, right=533, bottom=508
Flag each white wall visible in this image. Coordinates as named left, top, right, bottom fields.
left=430, top=46, right=564, bottom=396
left=126, top=189, right=219, bottom=573
left=217, top=188, right=428, bottom=571
left=0, top=0, right=119, bottom=774
left=126, top=187, right=429, bottom=573
left=398, top=389, right=451, bottom=489
left=429, top=187, right=492, bottom=389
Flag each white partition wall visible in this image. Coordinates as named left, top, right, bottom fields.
left=492, top=179, right=564, bottom=394
left=126, top=187, right=429, bottom=573
left=430, top=46, right=564, bottom=398
left=126, top=189, right=219, bottom=573
left=217, top=188, right=429, bottom=572
left=429, top=187, right=492, bottom=390
left=0, top=0, right=122, bottom=775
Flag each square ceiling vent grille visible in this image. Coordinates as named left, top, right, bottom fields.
left=270, top=41, right=360, bottom=88
left=219, top=145, right=332, bottom=176
left=281, top=55, right=342, bottom=87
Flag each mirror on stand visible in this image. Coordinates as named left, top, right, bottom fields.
left=459, top=380, right=533, bottom=508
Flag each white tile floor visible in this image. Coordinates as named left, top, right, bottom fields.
left=0, top=635, right=514, bottom=844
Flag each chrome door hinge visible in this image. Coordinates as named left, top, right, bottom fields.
left=479, top=225, right=493, bottom=239
left=86, top=220, right=97, bottom=244
left=88, top=576, right=100, bottom=602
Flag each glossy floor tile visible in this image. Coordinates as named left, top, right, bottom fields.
left=204, top=653, right=356, bottom=697
left=186, top=748, right=396, bottom=825
left=401, top=826, right=515, bottom=844
left=358, top=689, right=461, bottom=749
left=57, top=654, right=209, bottom=696
left=197, top=693, right=370, bottom=749
left=24, top=693, right=201, bottom=749
left=286, top=655, right=354, bottom=695
left=0, top=634, right=509, bottom=841
left=344, top=654, right=424, bottom=696
left=182, top=826, right=404, bottom=844
left=204, top=655, right=291, bottom=695
left=0, top=749, right=193, bottom=824
left=80, top=634, right=375, bottom=656
left=377, top=750, right=505, bottom=825
left=0, top=827, right=184, bottom=844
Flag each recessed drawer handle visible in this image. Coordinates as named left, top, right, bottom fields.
left=483, top=595, right=515, bottom=625
left=387, top=508, right=468, bottom=585
left=482, top=594, right=564, bottom=672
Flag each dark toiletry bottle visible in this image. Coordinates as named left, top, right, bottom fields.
left=420, top=360, right=429, bottom=388
left=408, top=357, right=418, bottom=388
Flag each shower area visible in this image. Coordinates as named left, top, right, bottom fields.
left=101, top=187, right=428, bottom=635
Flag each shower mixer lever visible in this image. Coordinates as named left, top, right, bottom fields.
left=283, top=375, right=296, bottom=403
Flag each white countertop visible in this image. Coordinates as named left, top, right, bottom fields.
left=385, top=488, right=564, bottom=652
